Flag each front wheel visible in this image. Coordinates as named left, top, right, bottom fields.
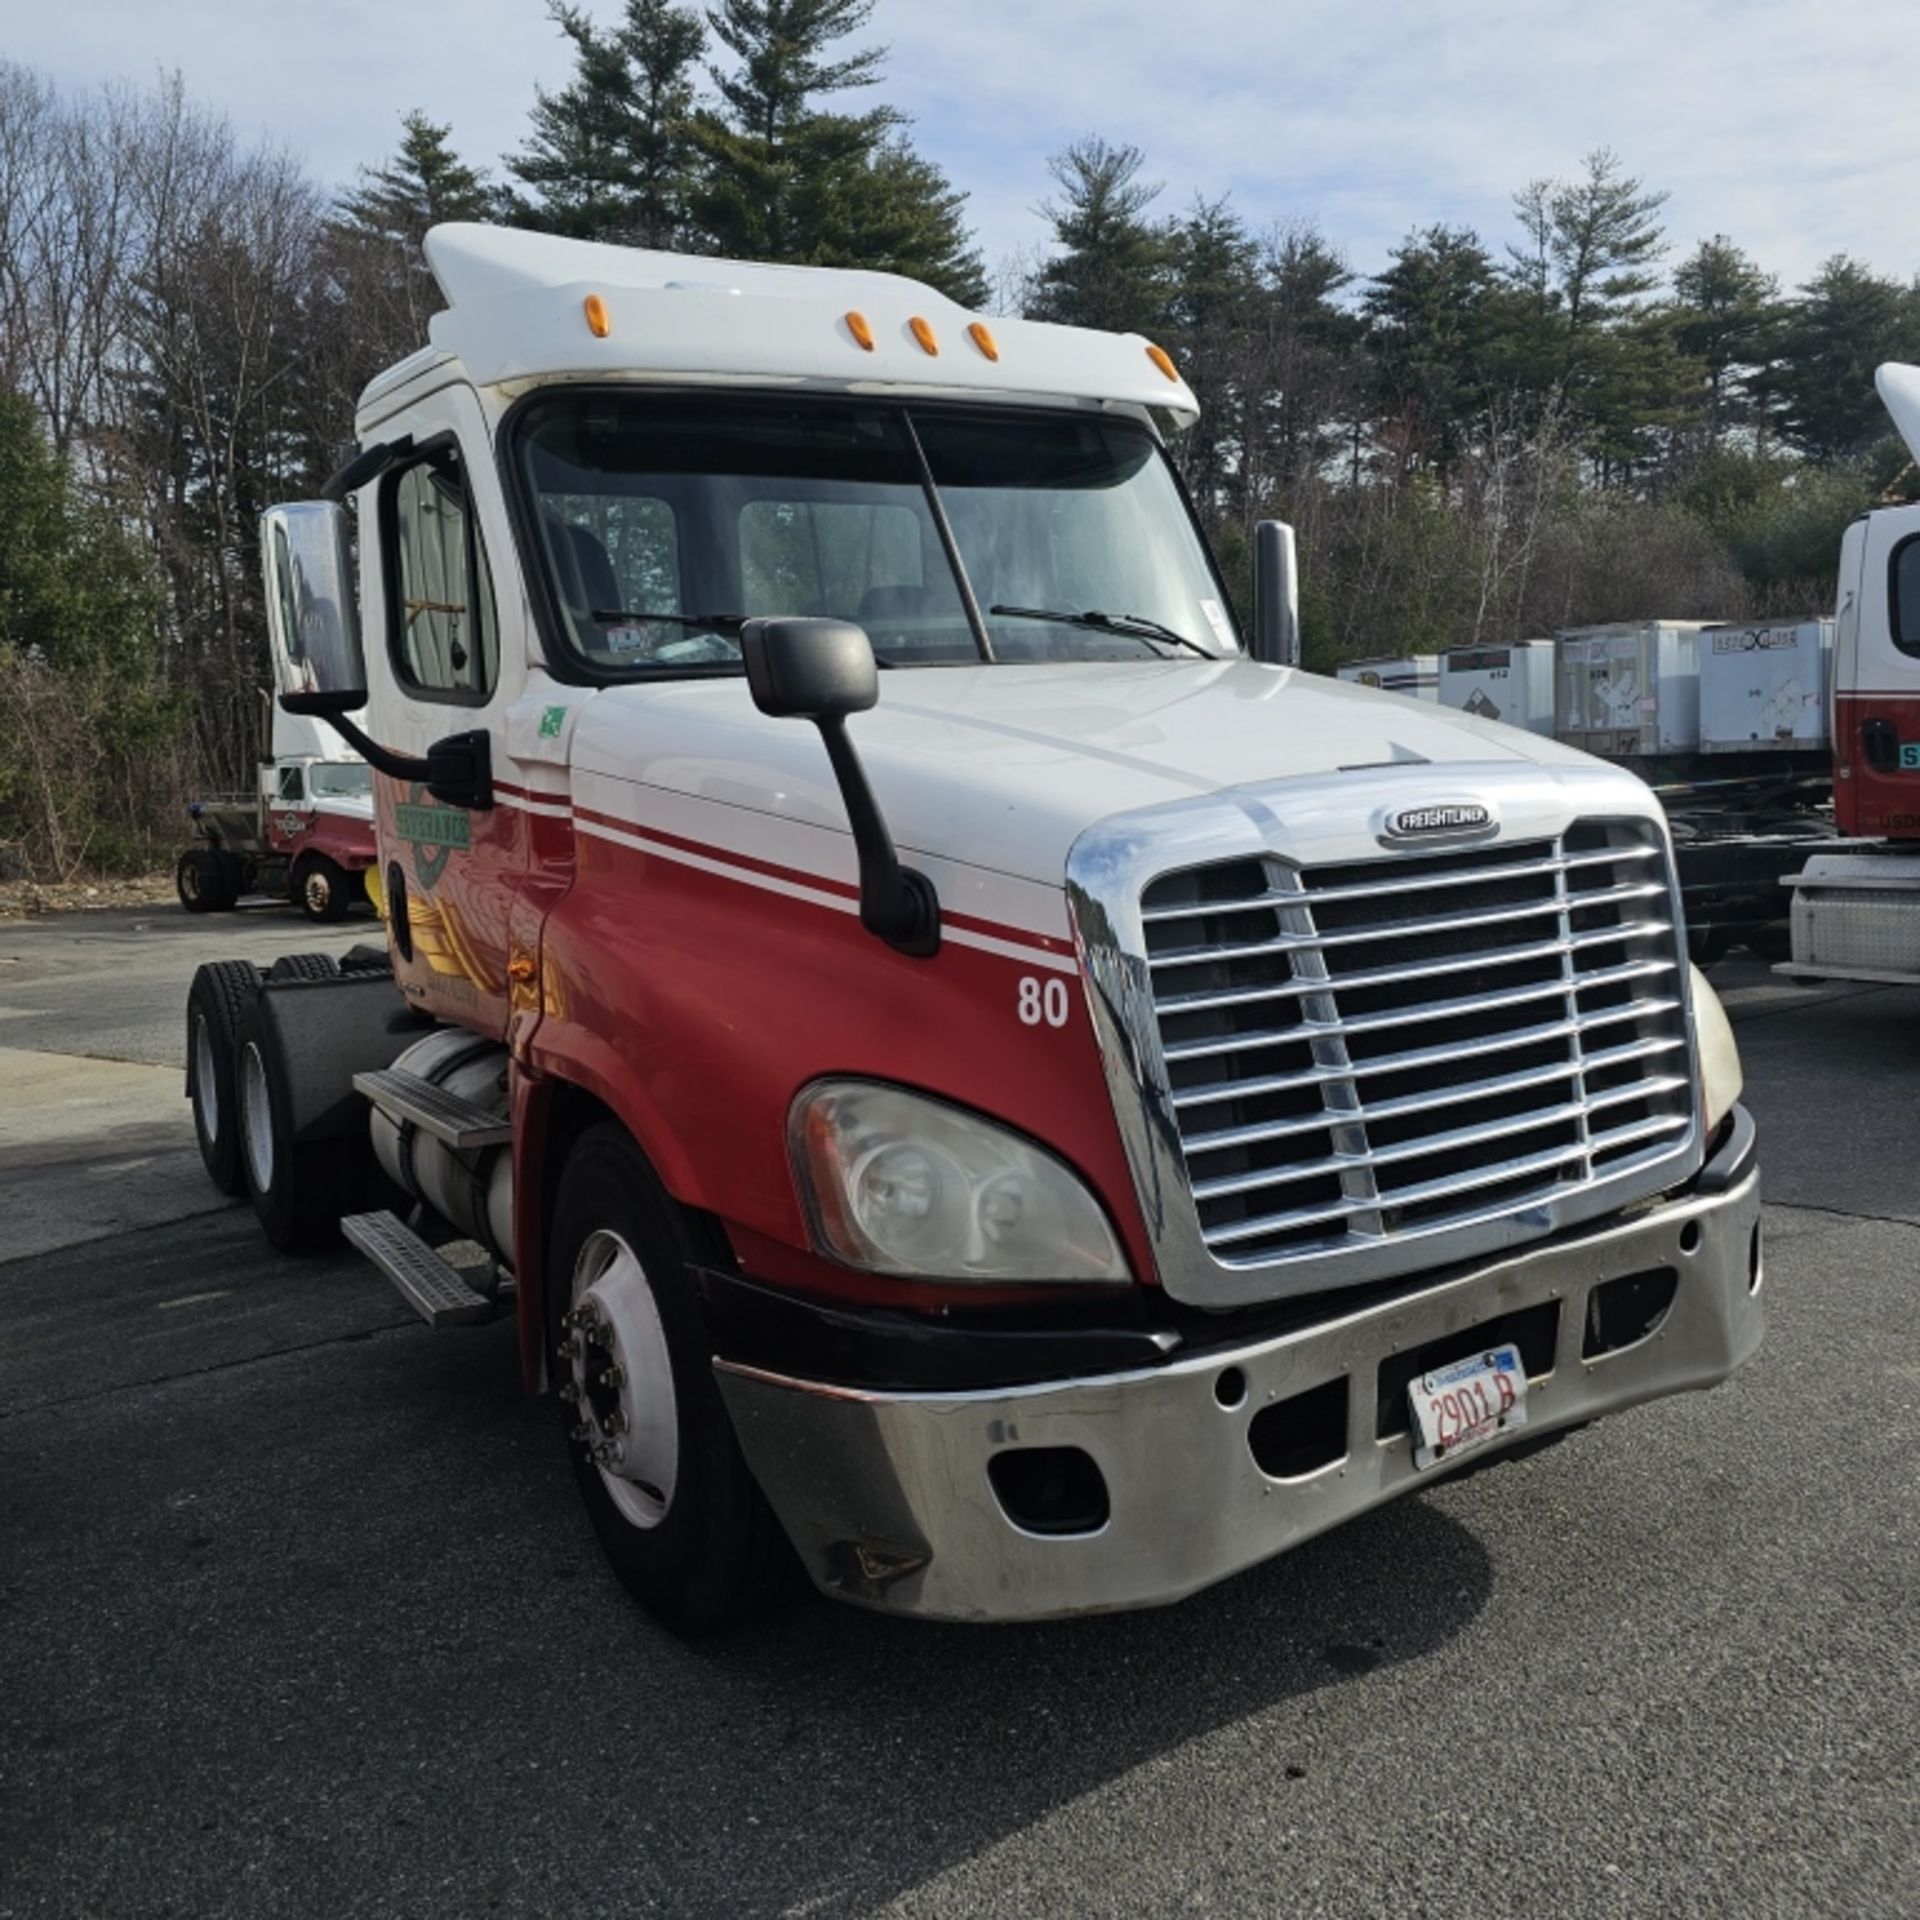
left=548, top=1124, right=788, bottom=1635
left=296, top=855, right=353, bottom=923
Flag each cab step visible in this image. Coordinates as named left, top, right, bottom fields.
left=343, top=1209, right=497, bottom=1327
left=352, top=1067, right=513, bottom=1148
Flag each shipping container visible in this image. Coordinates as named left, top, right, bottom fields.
left=1697, top=619, right=1833, bottom=753
left=1437, top=640, right=1556, bottom=735
left=1554, top=622, right=1708, bottom=757
left=1335, top=655, right=1439, bottom=700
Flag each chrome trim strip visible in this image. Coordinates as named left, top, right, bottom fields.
left=1065, top=761, right=1705, bottom=1309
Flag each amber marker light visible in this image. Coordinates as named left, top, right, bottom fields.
left=967, top=321, right=1000, bottom=362
left=909, top=316, right=940, bottom=356
left=845, top=310, right=875, bottom=350
left=583, top=294, right=611, bottom=338
left=1146, top=343, right=1179, bottom=382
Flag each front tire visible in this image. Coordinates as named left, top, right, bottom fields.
left=296, top=855, right=353, bottom=923
left=548, top=1124, right=787, bottom=1635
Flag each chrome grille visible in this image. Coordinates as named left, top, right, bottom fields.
left=1141, top=822, right=1694, bottom=1269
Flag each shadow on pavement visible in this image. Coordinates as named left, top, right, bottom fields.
left=0, top=1259, right=1495, bottom=1917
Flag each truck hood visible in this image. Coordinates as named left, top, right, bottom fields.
left=572, top=659, right=1596, bottom=888
left=313, top=796, right=375, bottom=824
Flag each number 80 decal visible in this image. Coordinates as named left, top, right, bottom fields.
left=1018, top=976, right=1072, bottom=1028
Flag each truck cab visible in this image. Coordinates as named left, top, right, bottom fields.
left=1781, top=362, right=1920, bottom=983
left=195, top=225, right=1760, bottom=1632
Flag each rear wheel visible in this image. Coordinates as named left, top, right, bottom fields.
left=177, top=848, right=235, bottom=914
left=236, top=992, right=392, bottom=1252
left=186, top=959, right=263, bottom=1196
left=266, top=952, right=340, bottom=983
left=296, top=855, right=353, bottom=923
left=548, top=1123, right=787, bottom=1635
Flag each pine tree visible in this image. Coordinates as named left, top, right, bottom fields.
left=1768, top=257, right=1920, bottom=463
left=691, top=0, right=982, bottom=297
left=336, top=112, right=495, bottom=343
left=1027, top=138, right=1171, bottom=337
left=1164, top=198, right=1261, bottom=511
left=507, top=0, right=706, bottom=246
left=1672, top=235, right=1778, bottom=443
left=1365, top=225, right=1502, bottom=481
left=339, top=111, right=495, bottom=249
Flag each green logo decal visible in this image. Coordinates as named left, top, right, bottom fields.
left=394, top=786, right=469, bottom=888
left=1901, top=743, right=1920, bottom=771
left=539, top=704, right=568, bottom=740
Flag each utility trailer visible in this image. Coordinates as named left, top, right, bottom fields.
left=175, top=654, right=377, bottom=922
left=184, top=224, right=1760, bottom=1634
left=1436, top=641, right=1555, bottom=735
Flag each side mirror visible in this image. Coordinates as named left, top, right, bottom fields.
left=741, top=617, right=878, bottom=720
left=262, top=502, right=367, bottom=714
left=1251, top=518, right=1301, bottom=668
left=742, top=618, right=938, bottom=958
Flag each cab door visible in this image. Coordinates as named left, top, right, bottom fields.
left=362, top=384, right=530, bottom=1037
left=1839, top=504, right=1920, bottom=839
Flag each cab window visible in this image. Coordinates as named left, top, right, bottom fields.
left=1892, top=535, right=1920, bottom=658
left=387, top=447, right=499, bottom=699
left=277, top=765, right=305, bottom=803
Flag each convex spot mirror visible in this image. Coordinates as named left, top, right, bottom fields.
left=262, top=501, right=367, bottom=715
left=741, top=617, right=878, bottom=721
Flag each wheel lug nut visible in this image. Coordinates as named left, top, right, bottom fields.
left=558, top=1382, right=580, bottom=1404
left=570, top=1422, right=592, bottom=1443
left=597, top=1365, right=624, bottom=1390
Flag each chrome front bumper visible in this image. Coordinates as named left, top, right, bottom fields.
left=716, top=1118, right=1762, bottom=1623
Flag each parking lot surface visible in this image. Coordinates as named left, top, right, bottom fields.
left=1, top=911, right=1916, bottom=1918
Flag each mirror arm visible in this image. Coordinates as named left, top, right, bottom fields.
left=815, top=715, right=940, bottom=957
left=277, top=697, right=493, bottom=811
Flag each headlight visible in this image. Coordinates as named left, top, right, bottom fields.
left=790, top=1081, right=1130, bottom=1283
left=1689, top=965, right=1743, bottom=1132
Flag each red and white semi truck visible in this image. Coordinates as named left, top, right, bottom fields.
left=184, top=225, right=1760, bottom=1632
left=1781, top=362, right=1920, bottom=983
left=175, top=660, right=378, bottom=921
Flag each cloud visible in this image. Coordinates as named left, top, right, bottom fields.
left=13, top=0, right=1915, bottom=291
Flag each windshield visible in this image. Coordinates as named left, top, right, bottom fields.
left=511, top=394, right=1238, bottom=674
left=309, top=763, right=373, bottom=799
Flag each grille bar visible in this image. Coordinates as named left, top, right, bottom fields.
left=1156, top=920, right=1674, bottom=1015
left=1160, top=961, right=1679, bottom=1063
left=1140, top=841, right=1661, bottom=921
left=1148, top=879, right=1668, bottom=962
left=1142, top=820, right=1696, bottom=1270
left=1170, top=1000, right=1685, bottom=1106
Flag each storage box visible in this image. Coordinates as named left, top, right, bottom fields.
left=1697, top=619, right=1833, bottom=753
left=1554, top=622, right=1708, bottom=757
left=1437, top=641, right=1556, bottom=735
left=1335, top=655, right=1439, bottom=701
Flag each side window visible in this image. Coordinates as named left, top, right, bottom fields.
left=277, top=764, right=305, bottom=803
left=388, top=447, right=499, bottom=699
left=1892, top=536, right=1920, bottom=658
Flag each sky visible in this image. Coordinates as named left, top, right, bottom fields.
left=10, top=0, right=1916, bottom=294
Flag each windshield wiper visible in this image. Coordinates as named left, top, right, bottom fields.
left=988, top=605, right=1217, bottom=660
left=592, top=609, right=746, bottom=635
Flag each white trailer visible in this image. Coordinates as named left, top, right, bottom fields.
left=1437, top=641, right=1555, bottom=736
left=1555, top=622, right=1709, bottom=759
left=1697, top=620, right=1833, bottom=754
left=1335, top=655, right=1438, bottom=700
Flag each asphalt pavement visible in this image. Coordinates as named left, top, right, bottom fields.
left=1, top=911, right=1916, bottom=1918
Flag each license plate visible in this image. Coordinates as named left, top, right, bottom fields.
left=1409, top=1343, right=1528, bottom=1470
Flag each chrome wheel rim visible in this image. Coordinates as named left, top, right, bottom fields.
left=565, top=1228, right=678, bottom=1530
left=304, top=869, right=330, bottom=913
left=240, top=1042, right=274, bottom=1193
left=193, top=1013, right=218, bottom=1142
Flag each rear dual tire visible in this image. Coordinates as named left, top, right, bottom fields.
left=177, top=848, right=242, bottom=914
left=186, top=960, right=266, bottom=1195
left=234, top=985, right=398, bottom=1252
